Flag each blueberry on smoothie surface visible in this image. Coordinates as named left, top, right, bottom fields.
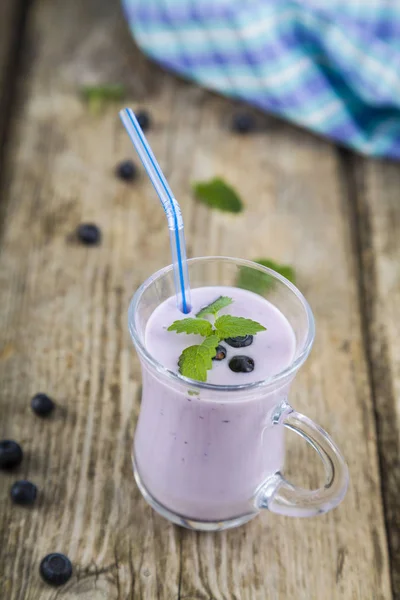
left=225, top=335, right=253, bottom=348
left=76, top=223, right=101, bottom=246
left=10, top=480, right=37, bottom=505
left=116, top=159, right=137, bottom=181
left=31, top=393, right=55, bottom=417
left=229, top=356, right=255, bottom=373
left=212, top=345, right=227, bottom=361
left=40, top=553, right=73, bottom=586
left=0, top=440, right=23, bottom=469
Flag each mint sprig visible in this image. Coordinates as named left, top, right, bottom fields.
left=169, top=297, right=266, bottom=382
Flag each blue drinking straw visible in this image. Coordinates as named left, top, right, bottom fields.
left=119, top=108, right=191, bottom=314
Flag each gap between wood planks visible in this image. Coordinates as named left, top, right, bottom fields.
left=337, top=147, right=398, bottom=600
left=0, top=0, right=32, bottom=199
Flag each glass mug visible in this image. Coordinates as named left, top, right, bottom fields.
left=129, top=257, right=349, bottom=531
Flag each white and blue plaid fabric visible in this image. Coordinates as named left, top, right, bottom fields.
left=122, top=0, right=400, bottom=159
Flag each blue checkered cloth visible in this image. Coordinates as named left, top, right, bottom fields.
left=122, top=0, right=400, bottom=159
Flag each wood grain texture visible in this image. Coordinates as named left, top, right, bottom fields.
left=0, top=0, right=393, bottom=598
left=349, top=155, right=400, bottom=598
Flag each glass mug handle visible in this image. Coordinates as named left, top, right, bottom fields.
left=257, top=406, right=349, bottom=517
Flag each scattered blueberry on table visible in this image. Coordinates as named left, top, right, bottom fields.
left=115, top=159, right=137, bottom=182
left=0, top=440, right=23, bottom=469
left=31, top=393, right=55, bottom=417
left=231, top=112, right=256, bottom=134
left=225, top=335, right=253, bottom=348
left=135, top=109, right=151, bottom=132
left=213, top=345, right=227, bottom=361
left=229, top=356, right=255, bottom=373
left=10, top=480, right=37, bottom=506
left=40, top=553, right=73, bottom=586
left=76, top=223, right=101, bottom=246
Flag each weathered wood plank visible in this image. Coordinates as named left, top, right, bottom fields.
left=177, top=103, right=393, bottom=600
left=350, top=154, right=400, bottom=598
left=0, top=0, right=392, bottom=599
left=0, top=2, right=181, bottom=599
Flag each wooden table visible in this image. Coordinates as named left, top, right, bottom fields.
left=0, top=1, right=399, bottom=598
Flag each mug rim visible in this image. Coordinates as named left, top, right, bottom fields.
left=128, top=256, right=315, bottom=393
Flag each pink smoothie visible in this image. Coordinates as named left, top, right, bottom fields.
left=134, top=286, right=296, bottom=521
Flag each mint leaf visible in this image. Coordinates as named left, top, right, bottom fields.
left=215, top=315, right=266, bottom=339
left=200, top=335, right=221, bottom=353
left=168, top=318, right=213, bottom=337
left=237, top=258, right=296, bottom=295
left=178, top=335, right=219, bottom=381
left=81, top=84, right=126, bottom=115
left=196, top=296, right=233, bottom=318
left=81, top=84, right=126, bottom=101
left=192, top=178, right=244, bottom=213
left=256, top=259, right=296, bottom=284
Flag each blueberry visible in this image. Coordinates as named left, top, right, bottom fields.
left=40, top=553, right=73, bottom=586
left=0, top=440, right=23, bottom=469
left=225, top=335, right=253, bottom=348
left=116, top=159, right=137, bottom=181
left=229, top=356, right=255, bottom=373
left=231, top=112, right=256, bottom=134
left=10, top=480, right=37, bottom=505
left=31, top=393, right=55, bottom=417
left=212, top=345, right=227, bottom=361
left=136, top=109, right=151, bottom=132
left=76, top=223, right=101, bottom=246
